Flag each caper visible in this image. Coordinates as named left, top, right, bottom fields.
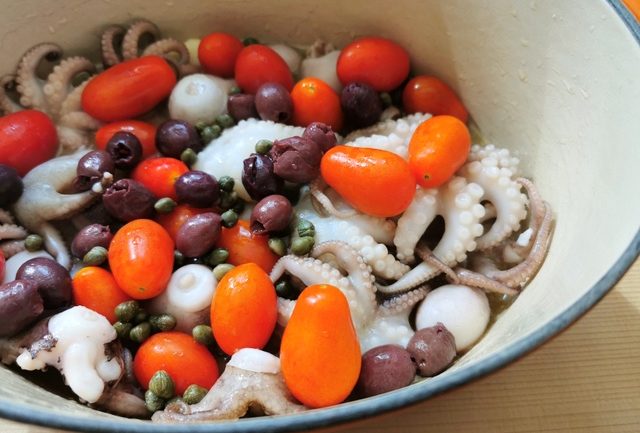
left=148, top=370, right=175, bottom=399
left=213, top=263, right=234, bottom=280
left=232, top=198, right=245, bottom=214
left=207, top=248, right=229, bottom=266
left=229, top=85, right=242, bottom=95
left=115, top=300, right=140, bottom=323
left=215, top=113, right=235, bottom=129
left=113, top=321, right=133, bottom=339
left=296, top=218, right=315, bottom=238
left=154, top=197, right=177, bottom=214
left=219, top=190, right=238, bottom=210
left=24, top=234, right=43, bottom=252
left=218, top=176, right=235, bottom=192
left=291, top=236, right=315, bottom=256
left=195, top=121, right=208, bottom=132
left=182, top=384, right=208, bottom=405
left=174, top=250, right=185, bottom=268
left=268, top=237, right=287, bottom=257
left=380, top=92, right=393, bottom=107
left=129, top=322, right=152, bottom=343
left=275, top=279, right=295, bottom=299
left=255, top=139, right=273, bottom=155
left=180, top=148, right=197, bottom=166
left=149, top=314, right=177, bottom=332
left=192, top=324, right=215, bottom=346
left=220, top=209, right=238, bottom=228
left=82, top=246, right=108, bottom=266
left=200, top=124, right=221, bottom=143
left=243, top=37, right=259, bottom=46
left=134, top=309, right=148, bottom=324
left=144, top=389, right=165, bottom=412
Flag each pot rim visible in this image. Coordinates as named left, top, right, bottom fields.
left=1, top=1, right=638, bottom=432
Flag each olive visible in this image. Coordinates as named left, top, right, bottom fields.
left=156, top=119, right=203, bottom=158
left=0, top=279, right=44, bottom=337
left=302, top=122, right=337, bottom=153
left=16, top=257, right=72, bottom=309
left=254, top=83, right=293, bottom=123
left=174, top=171, right=219, bottom=208
left=106, top=131, right=143, bottom=170
left=250, top=194, right=292, bottom=234
left=0, top=164, right=23, bottom=207
left=175, top=212, right=222, bottom=257
left=73, top=150, right=115, bottom=191
left=227, top=93, right=258, bottom=122
left=71, top=223, right=113, bottom=258
left=341, top=82, right=383, bottom=128
left=357, top=344, right=416, bottom=397
left=241, top=153, right=283, bottom=201
left=103, top=178, right=156, bottom=222
left=269, top=136, right=322, bottom=183
left=406, top=323, right=457, bottom=377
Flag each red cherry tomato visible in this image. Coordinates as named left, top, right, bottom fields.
left=81, top=56, right=176, bottom=122
left=291, top=78, right=343, bottom=131
left=156, top=204, right=216, bottom=242
left=198, top=32, right=244, bottom=78
left=131, top=157, right=189, bottom=200
left=95, top=120, right=158, bottom=159
left=337, top=37, right=410, bottom=92
left=0, top=110, right=58, bottom=176
left=234, top=45, right=293, bottom=94
left=216, top=220, right=279, bottom=273
left=133, top=332, right=219, bottom=395
left=402, top=76, right=468, bottom=122
left=108, top=219, right=174, bottom=300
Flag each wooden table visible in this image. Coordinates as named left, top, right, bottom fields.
left=2, top=259, right=639, bottom=433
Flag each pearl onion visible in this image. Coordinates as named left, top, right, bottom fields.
left=168, top=73, right=235, bottom=125
left=166, top=264, right=217, bottom=312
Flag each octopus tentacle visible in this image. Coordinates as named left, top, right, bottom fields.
left=43, top=56, right=96, bottom=120
left=468, top=143, right=520, bottom=174
left=309, top=178, right=356, bottom=218
left=143, top=38, right=193, bottom=72
left=0, top=210, right=16, bottom=225
left=15, top=43, right=62, bottom=111
left=0, top=75, right=22, bottom=114
left=122, top=20, right=160, bottom=60
left=379, top=286, right=428, bottom=315
left=0, top=240, right=26, bottom=258
left=101, top=25, right=126, bottom=67
left=0, top=225, right=28, bottom=240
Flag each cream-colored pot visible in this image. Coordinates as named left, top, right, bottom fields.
left=1, top=0, right=639, bottom=432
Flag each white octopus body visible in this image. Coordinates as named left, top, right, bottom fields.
left=194, top=119, right=305, bottom=201
left=468, top=143, right=521, bottom=174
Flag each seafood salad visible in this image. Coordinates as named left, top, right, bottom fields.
left=0, top=20, right=553, bottom=421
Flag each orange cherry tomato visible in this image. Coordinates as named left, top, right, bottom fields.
left=216, top=220, right=279, bottom=273
left=81, top=56, right=176, bottom=122
left=234, top=45, right=293, bottom=94
left=408, top=115, right=471, bottom=188
left=108, top=219, right=174, bottom=300
left=280, top=284, right=361, bottom=408
left=210, top=263, right=277, bottom=355
left=337, top=37, right=410, bottom=92
left=198, top=32, right=244, bottom=78
left=95, top=120, right=158, bottom=160
left=131, top=157, right=189, bottom=200
left=321, top=145, right=416, bottom=217
left=291, top=78, right=343, bottom=131
left=0, top=110, right=58, bottom=176
left=72, top=266, right=132, bottom=323
left=133, top=332, right=219, bottom=395
left=156, top=204, right=215, bottom=242
left=0, top=254, right=6, bottom=282
left=402, top=76, right=468, bottom=122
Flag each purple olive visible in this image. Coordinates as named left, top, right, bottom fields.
left=254, top=83, right=293, bottom=123
left=406, top=323, right=457, bottom=377
left=357, top=344, right=416, bottom=397
left=0, top=164, right=23, bottom=207
left=241, top=154, right=283, bottom=201
left=0, top=280, right=44, bottom=337
left=227, top=93, right=258, bottom=121
left=15, top=257, right=72, bottom=309
left=103, top=178, right=156, bottom=222
left=302, top=122, right=337, bottom=153
left=341, top=82, right=383, bottom=128
left=71, top=224, right=113, bottom=258
left=73, top=150, right=114, bottom=192
left=175, top=212, right=222, bottom=257
left=156, top=119, right=203, bottom=158
left=175, top=171, right=219, bottom=208
left=269, top=136, right=322, bottom=183
left=250, top=194, right=292, bottom=234
left=106, top=131, right=143, bottom=170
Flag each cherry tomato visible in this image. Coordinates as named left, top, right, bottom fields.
left=95, top=120, right=158, bottom=159
left=198, top=32, right=244, bottom=78
left=337, top=37, right=410, bottom=92
left=0, top=110, right=58, bottom=176
left=408, top=115, right=471, bottom=188
left=321, top=145, right=416, bottom=217
left=291, top=78, right=343, bottom=131
left=81, top=56, right=176, bottom=122
left=234, top=45, right=293, bottom=94
left=72, top=266, right=132, bottom=323
left=216, top=220, right=279, bottom=273
left=402, top=76, right=468, bottom=122
left=210, top=263, right=277, bottom=355
left=131, top=157, right=189, bottom=200
left=156, top=204, right=216, bottom=242
left=280, top=284, right=361, bottom=408
left=108, top=219, right=174, bottom=300
left=133, top=332, right=219, bottom=395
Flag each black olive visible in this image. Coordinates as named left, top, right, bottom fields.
left=103, top=178, right=156, bottom=222
left=0, top=164, right=23, bottom=207
left=241, top=154, right=283, bottom=201
left=341, top=82, right=383, bottom=128
left=269, top=136, right=322, bottom=183
left=156, top=119, right=203, bottom=158
left=174, top=171, right=219, bottom=208
left=227, top=93, right=258, bottom=122
left=0, top=280, right=44, bottom=337
left=106, top=131, right=143, bottom=170
left=302, top=122, right=337, bottom=153
left=250, top=194, right=292, bottom=234
left=406, top=323, right=457, bottom=377
left=71, top=224, right=113, bottom=258
left=73, top=150, right=115, bottom=191
left=357, top=344, right=416, bottom=397
left=175, top=213, right=222, bottom=257
left=254, top=83, right=293, bottom=123
left=15, top=257, right=72, bottom=309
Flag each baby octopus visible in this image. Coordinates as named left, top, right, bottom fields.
left=0, top=209, right=29, bottom=258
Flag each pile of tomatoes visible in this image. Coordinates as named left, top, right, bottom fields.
left=0, top=30, right=472, bottom=412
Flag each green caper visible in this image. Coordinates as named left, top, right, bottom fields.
left=154, top=197, right=177, bottom=214
left=232, top=198, right=246, bottom=214
left=291, top=236, right=315, bottom=256
left=242, top=37, right=259, bottom=46
left=255, top=139, right=273, bottom=155
left=275, top=279, right=295, bottom=298
left=174, top=250, right=185, bottom=268
left=207, top=248, right=229, bottom=266
left=221, top=209, right=238, bottom=228
left=201, top=124, right=221, bottom=143
left=296, top=218, right=315, bottom=238
left=380, top=92, right=393, bottom=107
left=192, top=324, right=215, bottom=346
left=268, top=237, right=287, bottom=257
left=219, top=190, right=239, bottom=210
left=115, top=300, right=140, bottom=323
left=213, top=263, right=234, bottom=280
left=149, top=314, right=177, bottom=332
left=218, top=176, right=235, bottom=192
left=24, top=234, right=43, bottom=252
left=129, top=322, right=152, bottom=343
left=215, top=113, right=235, bottom=129
left=148, top=370, right=175, bottom=399
left=144, top=389, right=165, bottom=412
left=134, top=309, right=148, bottom=324
left=229, top=85, right=241, bottom=95
left=195, top=121, right=208, bottom=132
left=180, top=148, right=197, bottom=166
left=182, top=384, right=208, bottom=405
left=82, top=246, right=108, bottom=266
left=113, top=321, right=133, bottom=339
